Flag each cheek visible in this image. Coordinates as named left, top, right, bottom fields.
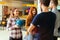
left=16, top=14, right=19, bottom=16
left=17, top=12, right=19, bottom=14
left=49, top=4, right=52, bottom=8
left=14, top=12, right=16, bottom=14
left=32, top=11, right=35, bottom=14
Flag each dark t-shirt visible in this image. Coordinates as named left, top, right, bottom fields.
left=32, top=12, right=56, bottom=40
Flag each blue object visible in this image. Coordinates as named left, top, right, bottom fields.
left=15, top=19, right=24, bottom=27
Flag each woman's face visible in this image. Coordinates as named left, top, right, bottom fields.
left=13, top=9, right=19, bottom=17
left=49, top=0, right=54, bottom=8
left=32, top=9, right=36, bottom=15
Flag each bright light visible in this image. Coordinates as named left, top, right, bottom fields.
left=22, top=4, right=37, bottom=7
left=0, top=1, right=7, bottom=4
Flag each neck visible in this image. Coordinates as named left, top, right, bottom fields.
left=52, top=6, right=57, bottom=10
left=42, top=6, right=49, bottom=12
left=14, top=16, right=18, bottom=18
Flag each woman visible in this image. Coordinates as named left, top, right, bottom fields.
left=25, top=7, right=37, bottom=30
left=25, top=7, right=39, bottom=40
left=7, top=8, right=22, bottom=40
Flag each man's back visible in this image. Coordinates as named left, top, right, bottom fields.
left=32, top=12, right=56, bottom=40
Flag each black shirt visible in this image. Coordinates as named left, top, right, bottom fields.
left=32, top=12, right=56, bottom=40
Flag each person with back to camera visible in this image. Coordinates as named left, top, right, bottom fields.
left=27, top=0, right=56, bottom=40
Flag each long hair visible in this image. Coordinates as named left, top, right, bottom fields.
left=12, top=8, right=17, bottom=15
left=29, top=7, right=37, bottom=16
left=25, top=7, right=37, bottom=27
left=25, top=7, right=38, bottom=32
left=53, top=0, right=58, bottom=6
left=9, top=8, right=18, bottom=19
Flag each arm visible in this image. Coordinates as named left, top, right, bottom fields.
left=26, top=24, right=35, bottom=35
left=27, top=14, right=40, bottom=34
left=59, top=13, right=60, bottom=27
left=25, top=16, right=31, bottom=30
left=6, top=19, right=11, bottom=30
left=27, top=24, right=35, bottom=33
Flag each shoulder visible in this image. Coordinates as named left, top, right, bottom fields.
left=35, top=14, right=41, bottom=17
left=49, top=12, right=56, bottom=19
left=35, top=13, right=45, bottom=17
left=33, top=14, right=42, bottom=20
left=51, top=12, right=56, bottom=16
left=55, top=11, right=60, bottom=15
left=27, top=15, right=33, bottom=20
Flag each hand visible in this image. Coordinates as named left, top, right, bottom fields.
left=13, top=25, right=18, bottom=28
left=25, top=31, right=29, bottom=35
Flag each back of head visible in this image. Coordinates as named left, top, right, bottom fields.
left=40, top=0, right=50, bottom=7
left=53, top=0, right=58, bottom=6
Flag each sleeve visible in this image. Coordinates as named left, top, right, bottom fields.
left=31, top=15, right=40, bottom=27
left=25, top=16, right=30, bottom=29
left=59, top=13, right=60, bottom=27
left=6, top=19, right=11, bottom=30
left=54, top=12, right=60, bottom=36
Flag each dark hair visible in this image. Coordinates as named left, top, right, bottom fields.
left=40, top=0, right=50, bottom=7
left=53, top=0, right=58, bottom=6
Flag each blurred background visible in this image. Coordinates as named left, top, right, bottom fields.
left=0, top=0, right=60, bottom=40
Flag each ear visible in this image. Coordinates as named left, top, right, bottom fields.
left=40, top=2, right=42, bottom=6
left=40, top=2, right=42, bottom=8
